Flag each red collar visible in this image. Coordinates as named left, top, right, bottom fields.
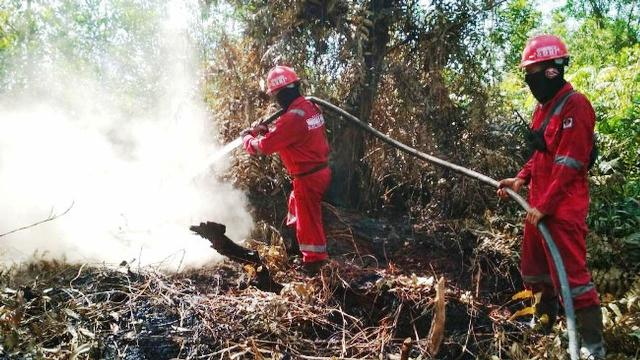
left=287, top=96, right=306, bottom=109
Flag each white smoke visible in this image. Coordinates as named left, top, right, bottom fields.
left=0, top=1, right=253, bottom=269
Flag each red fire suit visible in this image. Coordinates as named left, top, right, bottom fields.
left=516, top=83, right=600, bottom=309
left=245, top=97, right=331, bottom=263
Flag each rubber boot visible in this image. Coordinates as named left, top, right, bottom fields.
left=281, top=226, right=300, bottom=256
left=575, top=306, right=606, bottom=359
left=301, top=259, right=329, bottom=276
left=535, top=297, right=559, bottom=334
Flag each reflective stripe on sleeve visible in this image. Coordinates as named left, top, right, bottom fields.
left=290, top=109, right=305, bottom=117
left=299, top=244, right=327, bottom=253
left=554, top=155, right=584, bottom=170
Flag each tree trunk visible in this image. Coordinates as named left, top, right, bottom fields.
left=328, top=0, right=392, bottom=208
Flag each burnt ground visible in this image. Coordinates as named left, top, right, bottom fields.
left=1, top=203, right=638, bottom=359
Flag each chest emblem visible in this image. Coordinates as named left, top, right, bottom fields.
left=562, top=117, right=574, bottom=129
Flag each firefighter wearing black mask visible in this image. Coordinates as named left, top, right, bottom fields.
left=498, top=34, right=605, bottom=360
left=274, top=82, right=302, bottom=110
left=524, top=59, right=568, bottom=104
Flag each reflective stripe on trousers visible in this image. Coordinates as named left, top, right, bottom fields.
left=571, top=282, right=595, bottom=298
left=523, top=274, right=553, bottom=284
left=299, top=244, right=327, bottom=253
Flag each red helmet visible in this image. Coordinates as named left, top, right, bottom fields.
left=265, top=65, right=300, bottom=95
left=520, top=34, right=569, bottom=67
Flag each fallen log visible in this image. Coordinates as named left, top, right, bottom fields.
left=190, top=221, right=283, bottom=293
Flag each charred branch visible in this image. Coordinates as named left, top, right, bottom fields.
left=190, top=221, right=283, bottom=293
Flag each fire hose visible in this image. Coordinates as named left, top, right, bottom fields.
left=238, top=97, right=580, bottom=359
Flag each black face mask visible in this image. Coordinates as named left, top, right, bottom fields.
left=524, top=65, right=566, bottom=104
left=275, top=85, right=301, bottom=110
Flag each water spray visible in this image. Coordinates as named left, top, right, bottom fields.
left=203, top=109, right=284, bottom=168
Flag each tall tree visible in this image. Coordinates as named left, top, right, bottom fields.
left=330, top=0, right=394, bottom=207
left=206, top=0, right=504, bottom=216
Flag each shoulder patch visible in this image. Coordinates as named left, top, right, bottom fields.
left=562, top=117, right=574, bottom=129
left=306, top=113, right=325, bottom=130
left=290, top=109, right=305, bottom=117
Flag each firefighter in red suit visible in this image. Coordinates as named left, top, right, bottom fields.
left=242, top=65, right=331, bottom=273
left=497, top=35, right=605, bottom=358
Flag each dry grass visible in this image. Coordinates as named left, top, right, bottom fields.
left=0, top=258, right=451, bottom=359
left=2, top=215, right=639, bottom=359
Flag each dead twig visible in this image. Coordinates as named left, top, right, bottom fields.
left=0, top=201, right=74, bottom=238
